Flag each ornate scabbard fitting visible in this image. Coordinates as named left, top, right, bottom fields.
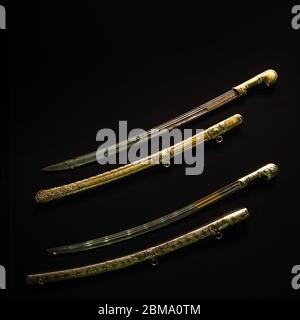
left=233, top=69, right=278, bottom=96
left=204, top=114, right=243, bottom=141
left=209, top=225, right=223, bottom=240
left=238, top=163, right=279, bottom=188
left=159, top=149, right=172, bottom=167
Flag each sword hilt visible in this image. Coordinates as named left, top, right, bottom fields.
left=233, top=70, right=278, bottom=96
left=238, top=163, right=279, bottom=188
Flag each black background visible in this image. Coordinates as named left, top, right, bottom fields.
left=5, top=1, right=300, bottom=300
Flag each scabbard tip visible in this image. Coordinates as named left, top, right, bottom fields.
left=35, top=190, right=49, bottom=204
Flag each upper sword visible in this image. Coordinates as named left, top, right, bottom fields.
left=42, top=69, right=277, bottom=172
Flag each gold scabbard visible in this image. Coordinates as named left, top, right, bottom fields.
left=36, top=159, right=153, bottom=204
left=35, top=114, right=243, bottom=203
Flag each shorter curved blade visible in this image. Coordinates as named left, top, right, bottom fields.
left=46, top=181, right=241, bottom=255
left=47, top=203, right=201, bottom=255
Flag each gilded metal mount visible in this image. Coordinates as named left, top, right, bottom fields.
left=233, top=70, right=278, bottom=96
left=204, top=114, right=243, bottom=141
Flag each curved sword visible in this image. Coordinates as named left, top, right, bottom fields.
left=36, top=114, right=243, bottom=203
left=42, top=69, right=277, bottom=171
left=47, top=163, right=278, bottom=255
left=27, top=208, right=249, bottom=284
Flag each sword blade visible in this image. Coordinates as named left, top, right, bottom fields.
left=47, top=181, right=241, bottom=255
left=42, top=151, right=96, bottom=171
left=41, top=69, right=278, bottom=172
left=46, top=163, right=278, bottom=255
left=42, top=90, right=237, bottom=171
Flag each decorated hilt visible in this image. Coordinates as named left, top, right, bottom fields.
left=233, top=70, right=278, bottom=96
left=204, top=114, right=243, bottom=142
left=238, top=163, right=279, bottom=188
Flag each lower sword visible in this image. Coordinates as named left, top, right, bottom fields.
left=27, top=208, right=249, bottom=285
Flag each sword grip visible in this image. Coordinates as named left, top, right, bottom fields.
left=233, top=70, right=278, bottom=96
left=238, top=163, right=279, bottom=188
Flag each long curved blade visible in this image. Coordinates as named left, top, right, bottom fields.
left=42, top=69, right=278, bottom=172
left=42, top=90, right=237, bottom=171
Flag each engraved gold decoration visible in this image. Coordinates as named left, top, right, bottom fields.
left=26, top=208, right=249, bottom=285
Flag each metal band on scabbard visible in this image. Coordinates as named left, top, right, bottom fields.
left=27, top=208, right=249, bottom=285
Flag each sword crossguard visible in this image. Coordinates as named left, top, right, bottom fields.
left=233, top=69, right=278, bottom=96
